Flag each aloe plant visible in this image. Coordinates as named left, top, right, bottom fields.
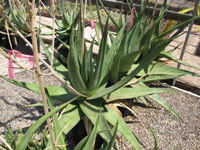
left=96, top=0, right=200, bottom=117
left=0, top=0, right=15, bottom=50
left=0, top=0, right=200, bottom=149
left=54, top=0, right=78, bottom=66
left=42, top=0, right=78, bottom=66
left=8, top=0, right=38, bottom=35
left=55, top=0, right=77, bottom=44
left=0, top=0, right=9, bottom=29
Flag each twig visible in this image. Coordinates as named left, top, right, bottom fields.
left=5, top=21, right=13, bottom=50
left=38, top=0, right=42, bottom=29
left=24, top=0, right=32, bottom=20
left=50, top=0, right=56, bottom=67
left=58, top=107, right=66, bottom=120
left=0, top=135, right=13, bottom=150
left=3, top=0, right=86, bottom=98
left=118, top=102, right=149, bottom=135
left=30, top=0, right=55, bottom=149
left=152, top=0, right=158, bottom=17
left=123, top=74, right=148, bottom=87
left=15, top=0, right=27, bottom=15
left=0, top=47, right=34, bottom=73
left=39, top=56, right=87, bottom=97
left=0, top=31, right=15, bottom=35
left=10, top=0, right=31, bottom=31
left=80, top=0, right=85, bottom=60
left=40, top=0, right=48, bottom=9
left=83, top=115, right=93, bottom=135
left=55, top=123, right=69, bottom=147
left=2, top=13, right=33, bottom=50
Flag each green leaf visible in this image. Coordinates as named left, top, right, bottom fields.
left=147, top=94, right=182, bottom=120
left=130, top=62, right=198, bottom=77
left=160, top=51, right=200, bottom=71
left=74, top=136, right=88, bottom=150
left=137, top=83, right=182, bottom=120
left=110, top=55, right=120, bottom=83
left=119, top=51, right=141, bottom=73
left=104, top=105, right=141, bottom=150
left=88, top=35, right=176, bottom=100
left=67, top=12, right=87, bottom=94
left=126, top=22, right=144, bottom=54
left=82, top=111, right=101, bottom=149
left=149, top=125, right=158, bottom=150
left=0, top=146, right=6, bottom=150
left=96, top=0, right=103, bottom=31
left=79, top=101, right=112, bottom=142
left=138, top=96, right=148, bottom=105
left=118, top=9, right=123, bottom=30
left=45, top=89, right=66, bottom=150
left=56, top=36, right=70, bottom=50
left=158, top=16, right=200, bottom=39
left=39, top=36, right=70, bottom=80
left=99, top=0, right=118, bottom=28
left=100, top=23, right=126, bottom=85
left=17, top=97, right=78, bottom=150
left=106, top=87, right=173, bottom=102
left=87, top=18, right=109, bottom=93
left=104, top=121, right=118, bottom=150
left=141, top=75, right=181, bottom=82
left=94, top=22, right=102, bottom=45
left=0, top=75, right=76, bottom=103
left=58, top=103, right=83, bottom=135
left=0, top=75, right=40, bottom=93
left=81, top=40, right=94, bottom=85
left=25, top=102, right=43, bottom=107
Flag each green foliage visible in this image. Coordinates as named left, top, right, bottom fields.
left=0, top=127, right=48, bottom=150
left=100, top=0, right=198, bottom=85
left=0, top=17, right=4, bottom=29
left=0, top=0, right=200, bottom=149
left=8, top=0, right=38, bottom=35
left=0, top=0, right=10, bottom=29
left=42, top=0, right=78, bottom=66
left=149, top=125, right=158, bottom=150
left=55, top=1, right=77, bottom=46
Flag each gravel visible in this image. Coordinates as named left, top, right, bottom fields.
left=0, top=70, right=61, bottom=133
left=0, top=71, right=200, bottom=149
left=119, top=84, right=200, bottom=150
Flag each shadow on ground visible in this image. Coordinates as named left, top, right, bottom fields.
left=0, top=96, right=44, bottom=134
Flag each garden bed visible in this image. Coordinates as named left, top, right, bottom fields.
left=0, top=70, right=199, bottom=149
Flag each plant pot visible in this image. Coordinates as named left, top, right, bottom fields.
left=14, top=34, right=40, bottom=55
left=0, top=33, right=16, bottom=50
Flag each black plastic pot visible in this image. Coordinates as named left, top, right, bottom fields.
left=0, top=33, right=16, bottom=50
left=14, top=34, right=40, bottom=55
